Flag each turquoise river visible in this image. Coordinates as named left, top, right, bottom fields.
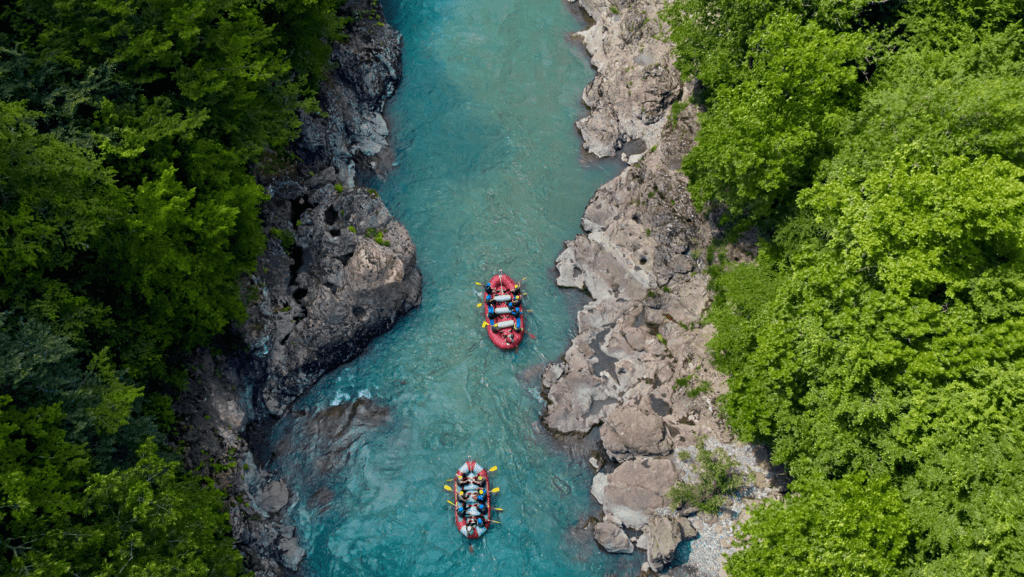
left=268, top=0, right=640, bottom=574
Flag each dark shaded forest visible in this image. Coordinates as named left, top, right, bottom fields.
left=661, top=0, right=1024, bottom=574
left=0, top=1, right=350, bottom=573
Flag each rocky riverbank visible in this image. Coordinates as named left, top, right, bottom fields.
left=555, top=1, right=787, bottom=575
left=171, top=3, right=418, bottom=574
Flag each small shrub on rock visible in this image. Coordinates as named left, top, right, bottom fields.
left=668, top=437, right=751, bottom=514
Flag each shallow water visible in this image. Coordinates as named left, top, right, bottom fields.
left=269, top=0, right=637, bottom=574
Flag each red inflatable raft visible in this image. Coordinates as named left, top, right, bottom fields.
left=482, top=272, right=524, bottom=350
left=452, top=460, right=492, bottom=539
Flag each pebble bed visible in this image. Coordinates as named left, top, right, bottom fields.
left=666, top=438, right=787, bottom=576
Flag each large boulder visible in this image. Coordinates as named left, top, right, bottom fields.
left=644, top=516, right=682, bottom=572
left=601, top=404, right=673, bottom=462
left=258, top=480, right=290, bottom=514
left=593, top=522, right=635, bottom=554
left=591, top=457, right=678, bottom=529
left=249, top=181, right=422, bottom=416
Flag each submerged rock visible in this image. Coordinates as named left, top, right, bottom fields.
left=272, top=399, right=390, bottom=478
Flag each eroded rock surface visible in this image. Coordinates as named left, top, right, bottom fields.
left=242, top=3, right=421, bottom=418
left=644, top=516, right=684, bottom=572
left=573, top=0, right=684, bottom=158
left=173, top=3, right=416, bottom=575
left=174, top=351, right=308, bottom=576
left=247, top=179, right=421, bottom=417
left=591, top=458, right=677, bottom=530
left=563, top=0, right=789, bottom=574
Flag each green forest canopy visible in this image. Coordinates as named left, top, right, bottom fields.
left=660, top=0, right=1024, bottom=574
left=1, top=0, right=352, bottom=573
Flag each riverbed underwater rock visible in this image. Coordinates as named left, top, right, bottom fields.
left=173, top=2, right=418, bottom=575
left=554, top=0, right=788, bottom=574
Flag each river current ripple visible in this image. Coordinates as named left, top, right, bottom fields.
left=268, top=1, right=638, bottom=574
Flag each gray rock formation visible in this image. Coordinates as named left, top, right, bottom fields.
left=594, top=521, right=635, bottom=554
left=601, top=404, right=674, bottom=462
left=173, top=3, right=416, bottom=575
left=241, top=2, right=421, bottom=418
left=295, top=11, right=402, bottom=187
left=573, top=0, right=684, bottom=158
left=246, top=179, right=421, bottom=416
left=591, top=458, right=677, bottom=530
left=560, top=0, right=791, bottom=574
left=174, top=351, right=309, bottom=576
left=643, top=516, right=683, bottom=572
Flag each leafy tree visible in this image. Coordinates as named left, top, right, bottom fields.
left=726, top=473, right=912, bottom=577
left=825, top=25, right=1024, bottom=181
left=0, top=315, right=242, bottom=575
left=676, top=13, right=869, bottom=224
left=80, top=439, right=244, bottom=577
left=0, top=101, right=120, bottom=338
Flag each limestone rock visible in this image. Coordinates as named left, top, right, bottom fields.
left=258, top=480, right=290, bottom=514
left=601, top=404, right=673, bottom=462
left=593, top=522, right=635, bottom=554
left=591, top=458, right=677, bottom=529
left=678, top=516, right=698, bottom=540
left=295, top=12, right=403, bottom=187
left=573, top=0, right=684, bottom=158
left=644, top=515, right=682, bottom=572
left=279, top=536, right=306, bottom=571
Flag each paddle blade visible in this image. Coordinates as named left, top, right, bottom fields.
left=481, top=322, right=488, bottom=328
left=444, top=485, right=452, bottom=491
left=489, top=519, right=501, bottom=524
left=491, top=487, right=500, bottom=493
left=489, top=466, right=497, bottom=472
left=476, top=303, right=482, bottom=308
left=447, top=500, right=455, bottom=506
left=474, top=282, right=483, bottom=286
left=494, top=507, right=503, bottom=511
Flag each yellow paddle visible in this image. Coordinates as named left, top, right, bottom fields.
left=447, top=500, right=456, bottom=506
left=491, top=487, right=500, bottom=493
left=444, top=485, right=453, bottom=491
left=489, top=466, right=497, bottom=472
